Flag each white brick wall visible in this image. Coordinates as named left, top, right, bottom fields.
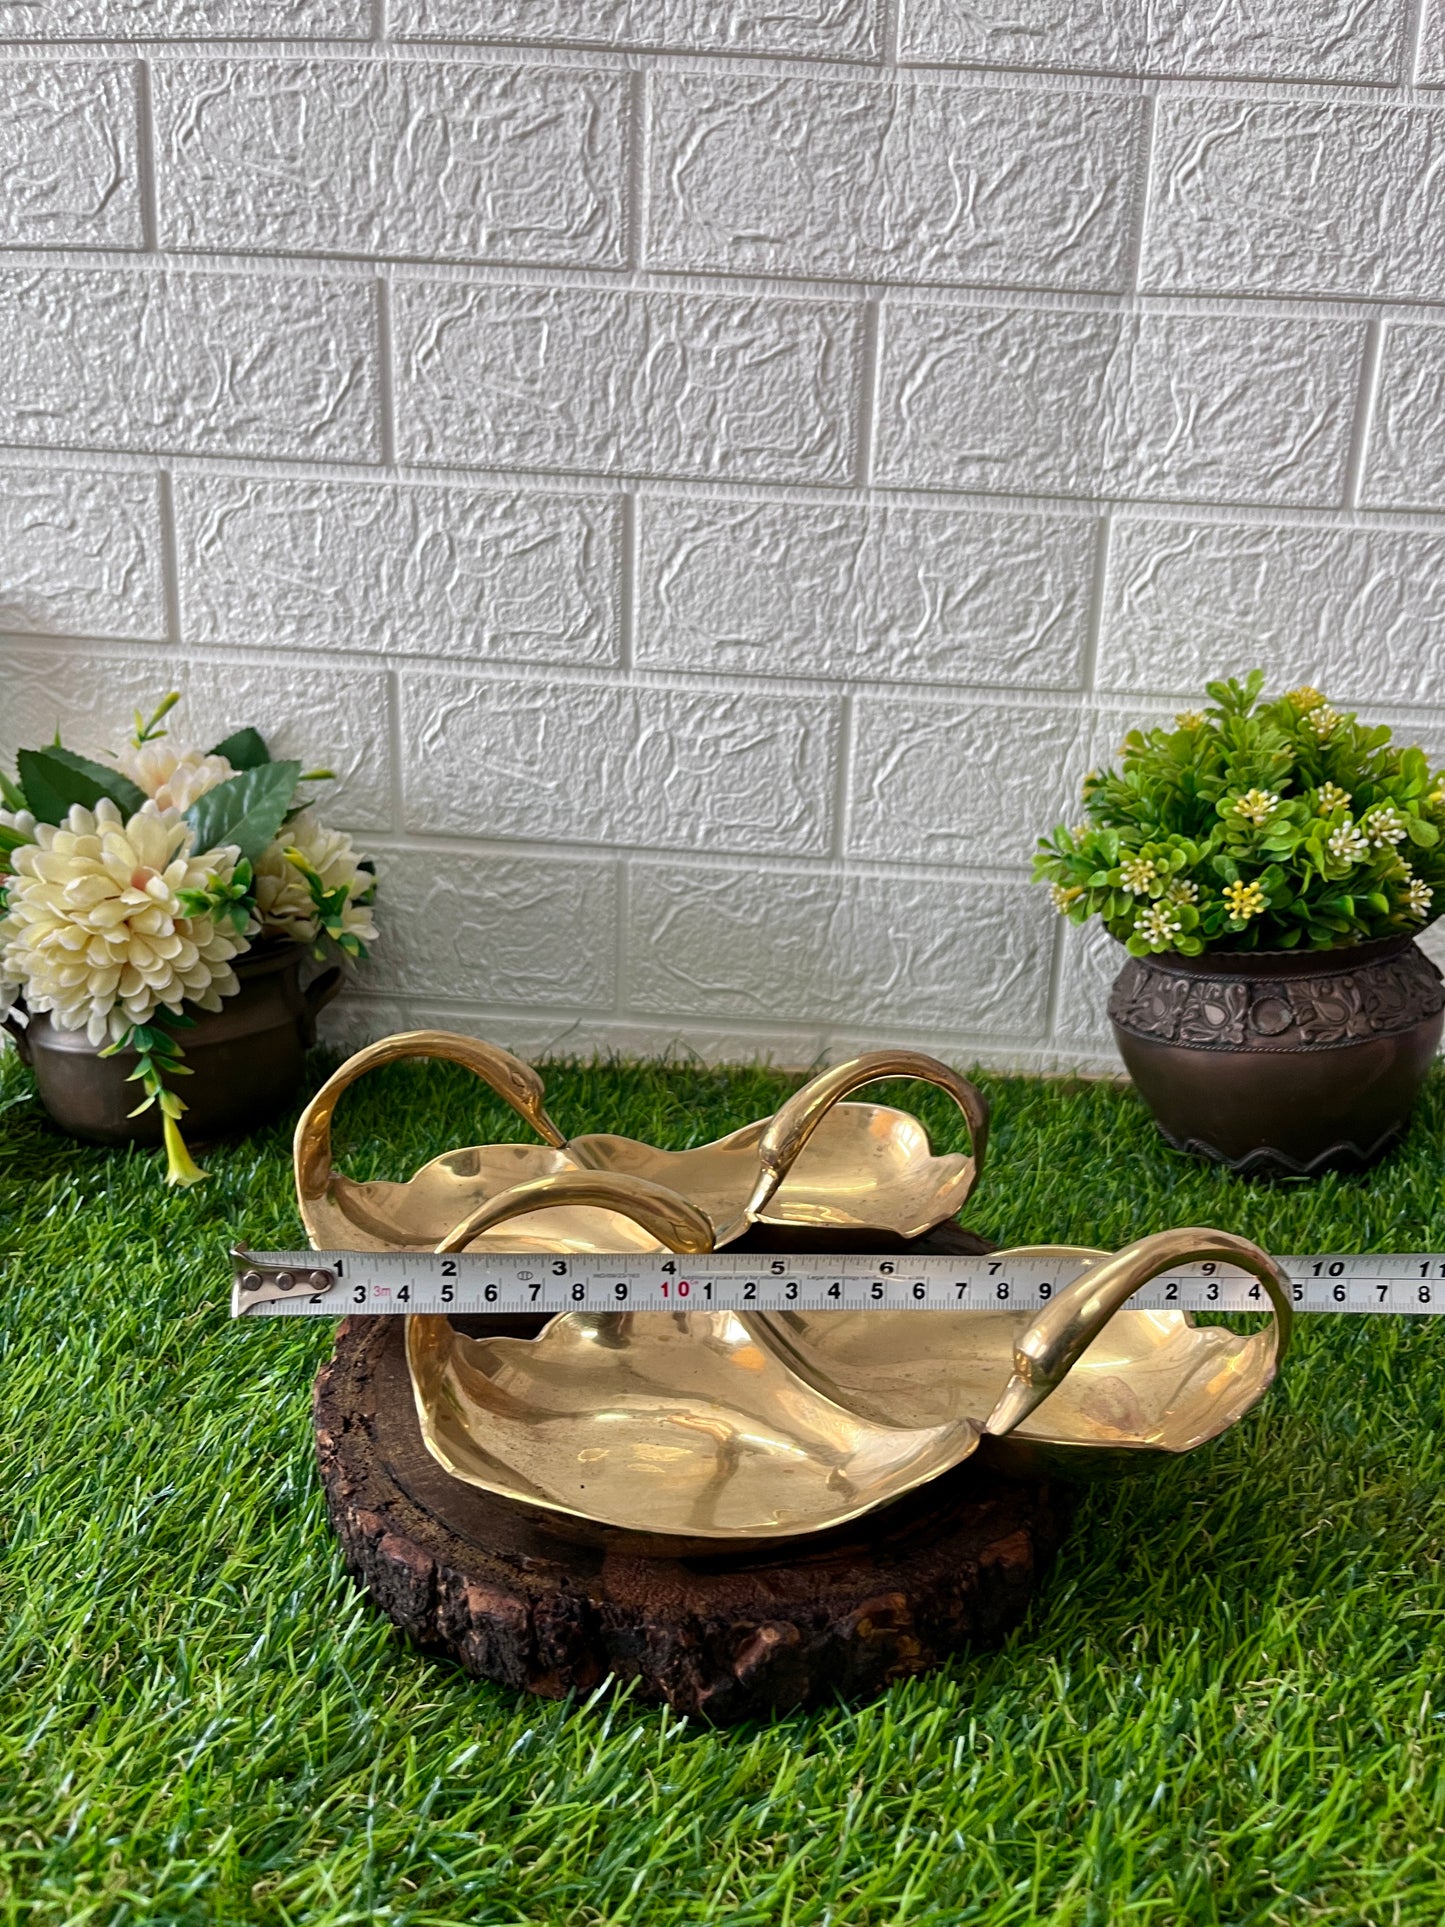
left=3, top=11, right=1443, bottom=1074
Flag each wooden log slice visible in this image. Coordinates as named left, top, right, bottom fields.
left=313, top=1226, right=1075, bottom=1723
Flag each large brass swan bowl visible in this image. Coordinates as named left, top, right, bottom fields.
left=403, top=1181, right=1291, bottom=1537
left=295, top=1034, right=1292, bottom=1542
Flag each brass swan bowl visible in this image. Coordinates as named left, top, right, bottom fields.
left=295, top=1031, right=988, bottom=1254
left=405, top=1188, right=1292, bottom=1537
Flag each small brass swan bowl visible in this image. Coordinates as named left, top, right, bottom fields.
left=294, top=1031, right=988, bottom=1255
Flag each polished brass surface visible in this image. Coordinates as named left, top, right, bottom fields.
left=407, top=1308, right=983, bottom=1541
left=435, top=1170, right=716, bottom=1258
left=296, top=1032, right=572, bottom=1252
left=294, top=1031, right=987, bottom=1254
left=761, top=1230, right=1292, bottom=1475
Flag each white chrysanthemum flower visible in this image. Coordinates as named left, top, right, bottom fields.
left=116, top=741, right=235, bottom=813
left=0, top=799, right=247, bottom=1045
left=1137, top=903, right=1184, bottom=949
left=253, top=811, right=377, bottom=948
left=1, top=806, right=37, bottom=841
left=1315, top=781, right=1351, bottom=815
left=1327, top=818, right=1368, bottom=865
left=1118, top=854, right=1159, bottom=896
left=1364, top=805, right=1407, bottom=848
left=1405, top=874, right=1434, bottom=919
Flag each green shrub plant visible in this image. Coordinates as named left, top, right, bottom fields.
left=1034, top=672, right=1445, bottom=956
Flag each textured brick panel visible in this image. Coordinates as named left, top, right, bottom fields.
left=3, top=62, right=141, bottom=249
left=364, top=851, right=619, bottom=1007
left=1417, top=2, right=1445, bottom=82
left=1052, top=917, right=1122, bottom=1052
left=331, top=1000, right=828, bottom=1066
left=0, top=1, right=369, bottom=33
left=394, top=282, right=863, bottom=485
left=900, top=0, right=1406, bottom=83
left=1361, top=324, right=1445, bottom=511
left=627, top=862, right=1053, bottom=1032
left=1100, top=519, right=1445, bottom=711
left=847, top=699, right=1089, bottom=867
left=0, top=648, right=393, bottom=832
left=646, top=73, right=1142, bottom=292
left=390, top=0, right=879, bottom=58
left=876, top=305, right=1360, bottom=507
left=1143, top=98, right=1445, bottom=301
left=636, top=497, right=1096, bottom=689
left=400, top=673, right=841, bottom=856
left=155, top=60, right=629, bottom=269
left=0, top=268, right=380, bottom=462
left=0, top=467, right=164, bottom=639
left=176, top=476, right=621, bottom=666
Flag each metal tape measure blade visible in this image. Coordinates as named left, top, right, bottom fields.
left=230, top=1247, right=1445, bottom=1318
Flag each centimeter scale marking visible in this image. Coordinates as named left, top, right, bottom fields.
left=232, top=1247, right=1445, bottom=1319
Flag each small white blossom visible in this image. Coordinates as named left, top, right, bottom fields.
left=1315, top=782, right=1351, bottom=815
left=1365, top=805, right=1407, bottom=848
left=1306, top=705, right=1341, bottom=739
left=1166, top=877, right=1199, bottom=906
left=1118, top=854, right=1159, bottom=896
left=1049, top=882, right=1082, bottom=914
left=1327, top=818, right=1368, bottom=865
left=1137, top=903, right=1184, bottom=949
left=1231, top=787, right=1279, bottom=827
left=1405, top=874, right=1434, bottom=919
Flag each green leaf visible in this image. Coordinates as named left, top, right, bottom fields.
left=185, top=761, right=299, bottom=862
left=207, top=727, right=271, bottom=771
left=16, top=747, right=146, bottom=826
left=1407, top=818, right=1439, bottom=848
left=0, top=769, right=27, bottom=813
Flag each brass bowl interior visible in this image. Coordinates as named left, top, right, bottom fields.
left=406, top=1309, right=983, bottom=1541
left=758, top=1303, right=1279, bottom=1467
left=304, top=1104, right=971, bottom=1254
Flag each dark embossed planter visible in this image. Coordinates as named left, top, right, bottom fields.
left=1109, top=935, right=1445, bottom=1176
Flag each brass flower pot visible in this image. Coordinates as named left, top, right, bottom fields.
left=4, top=940, right=343, bottom=1146
left=1109, top=935, right=1445, bottom=1176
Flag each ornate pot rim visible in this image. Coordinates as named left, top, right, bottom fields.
left=1109, top=932, right=1445, bottom=1055
left=1119, top=932, right=1425, bottom=980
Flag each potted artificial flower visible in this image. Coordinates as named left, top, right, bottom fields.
left=1035, top=673, right=1445, bottom=1175
left=0, top=695, right=377, bottom=1184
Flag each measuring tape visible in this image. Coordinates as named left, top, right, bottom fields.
left=231, top=1246, right=1445, bottom=1319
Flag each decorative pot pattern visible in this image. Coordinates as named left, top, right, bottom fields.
left=1108, top=936, right=1445, bottom=1176
left=1109, top=942, right=1445, bottom=1053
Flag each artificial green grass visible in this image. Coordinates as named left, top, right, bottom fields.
left=3, top=1046, right=1445, bottom=1926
